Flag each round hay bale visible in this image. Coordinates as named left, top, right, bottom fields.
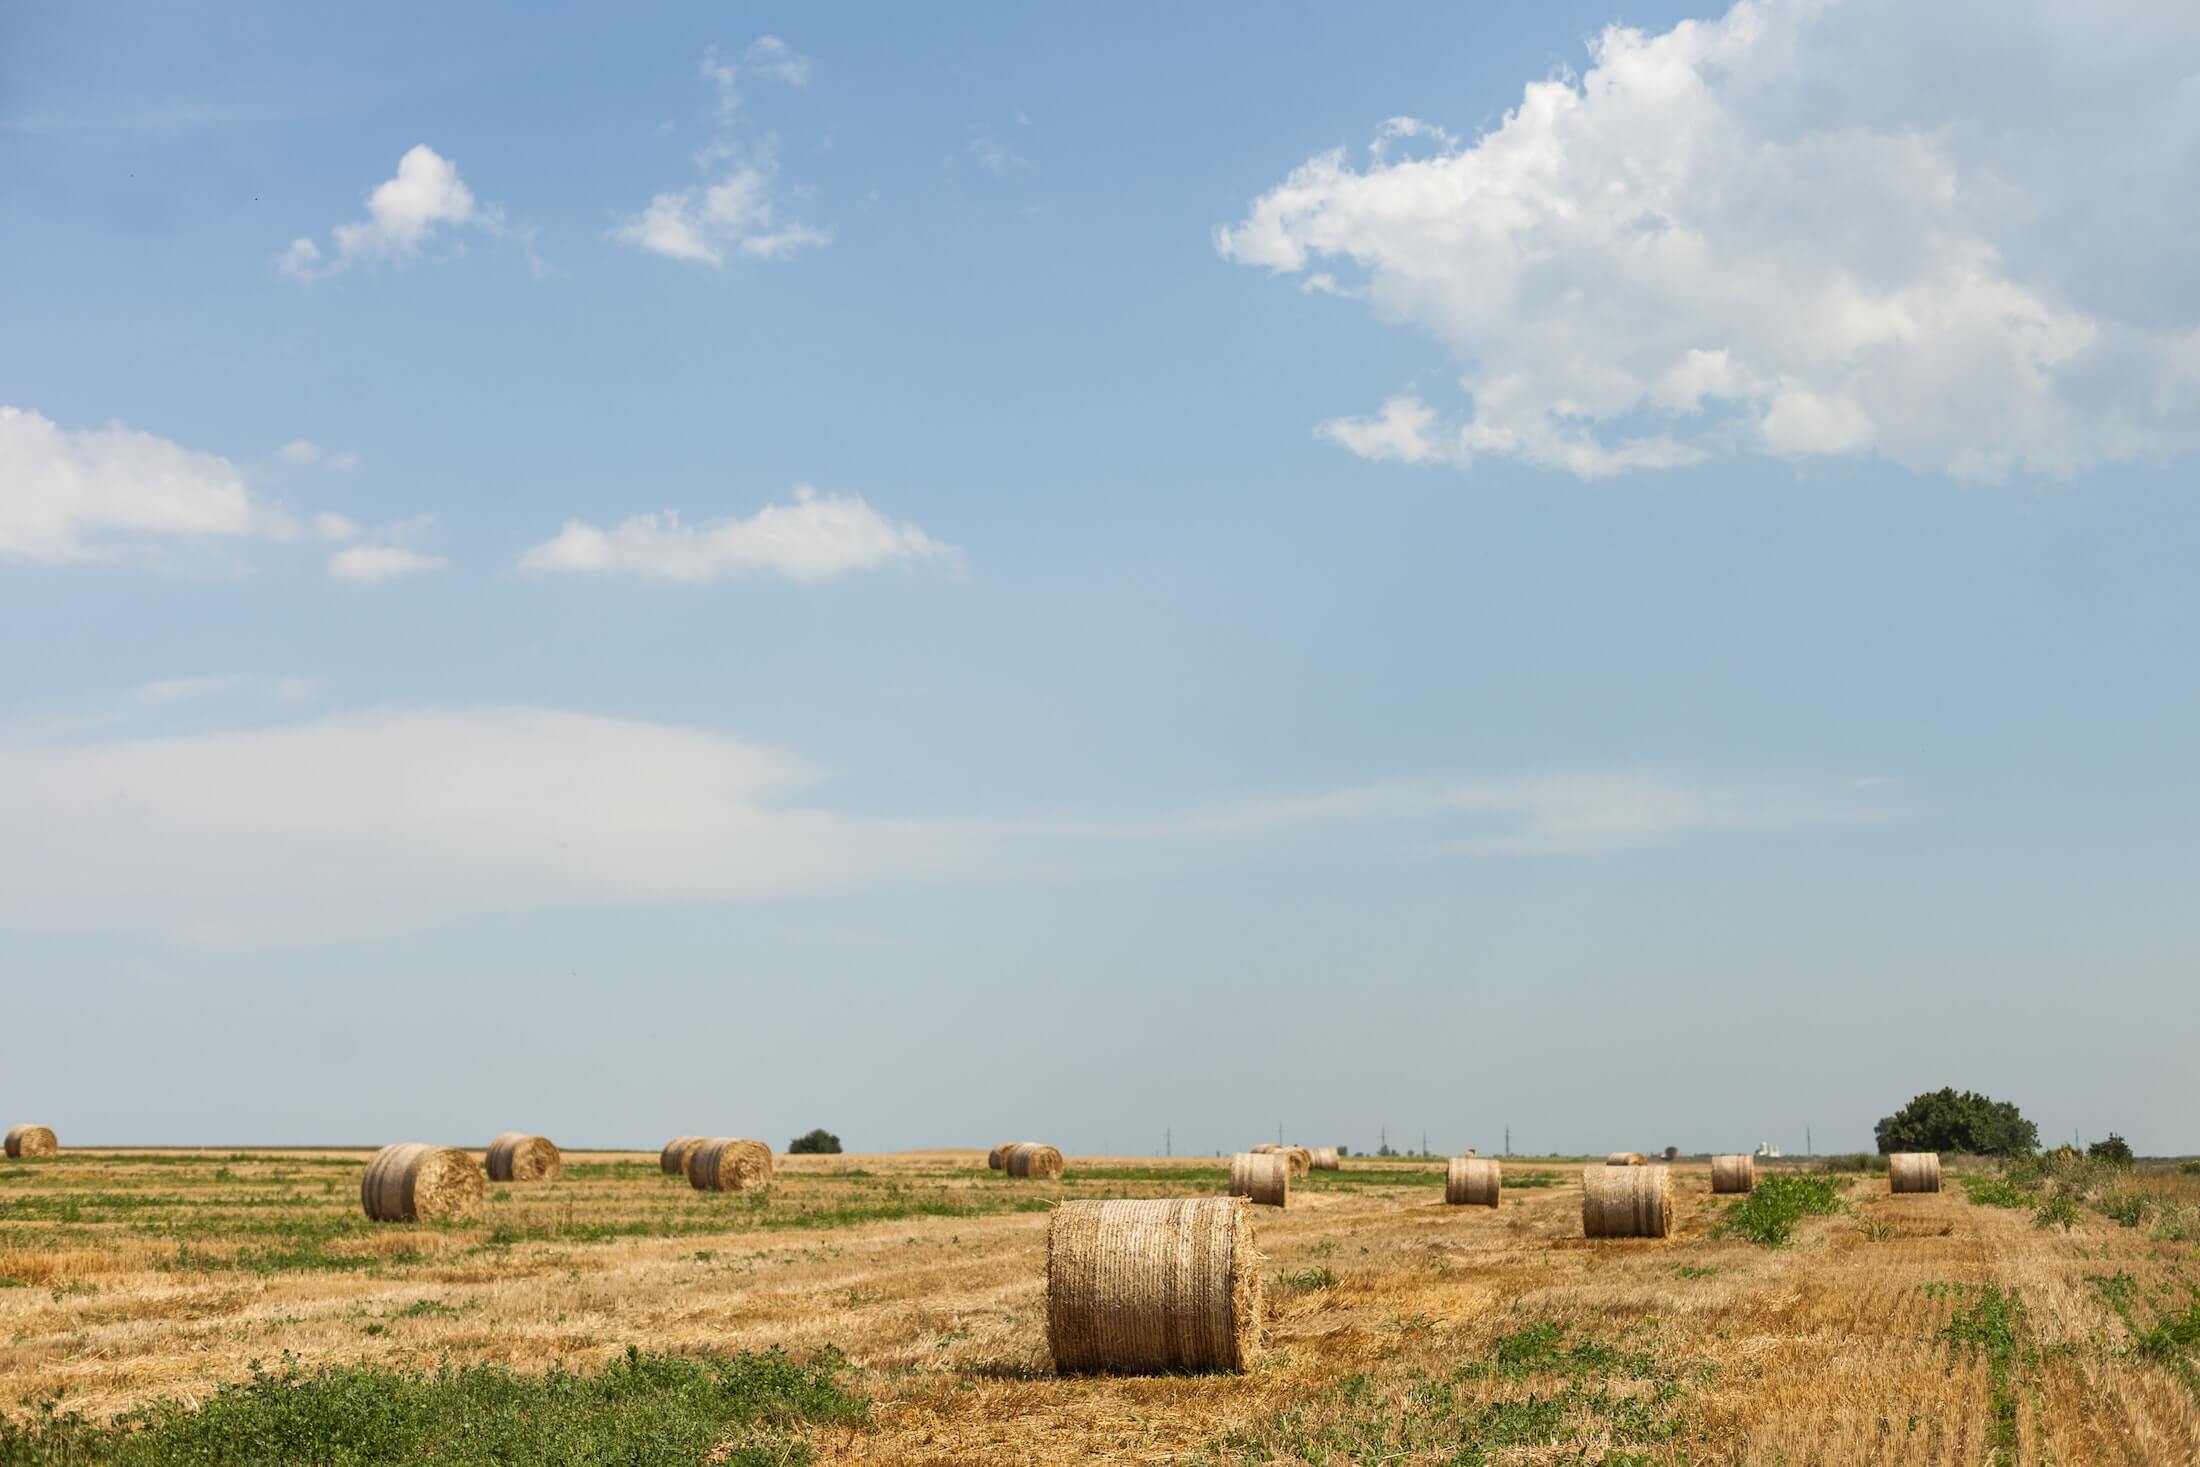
left=1047, top=1197, right=1262, bottom=1374
left=1445, top=1156, right=1501, bottom=1207
left=485, top=1132, right=562, bottom=1183
left=1228, top=1151, right=1289, bottom=1207
left=1581, top=1165, right=1672, bottom=1238
left=1710, top=1154, right=1756, bottom=1194
left=1276, top=1146, right=1312, bottom=1180
left=1250, top=1143, right=1279, bottom=1153
left=688, top=1138, right=775, bottom=1193
left=1606, top=1151, right=1646, bottom=1166
left=659, top=1136, right=707, bottom=1176
left=1005, top=1143, right=1065, bottom=1180
left=987, top=1142, right=1018, bottom=1170
left=1889, top=1152, right=1942, bottom=1195
left=1308, top=1146, right=1340, bottom=1171
left=360, top=1143, right=484, bottom=1223
left=5, top=1125, right=57, bottom=1159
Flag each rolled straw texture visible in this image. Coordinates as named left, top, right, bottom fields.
left=1606, top=1152, right=1646, bottom=1166
left=1308, top=1147, right=1340, bottom=1171
left=688, top=1138, right=775, bottom=1192
left=1277, top=1146, right=1312, bottom=1180
left=1710, top=1154, right=1756, bottom=1194
left=1228, top=1151, right=1289, bottom=1207
left=360, top=1143, right=484, bottom=1223
left=1889, top=1152, right=1942, bottom=1194
left=486, top=1132, right=562, bottom=1182
left=1581, top=1165, right=1673, bottom=1238
left=988, top=1143, right=1017, bottom=1170
left=1250, top=1144, right=1279, bottom=1153
left=1005, top=1143, right=1065, bottom=1180
left=4, top=1125, right=57, bottom=1159
left=659, top=1136, right=707, bottom=1176
left=1445, top=1156, right=1501, bottom=1207
left=1047, top=1197, right=1262, bottom=1374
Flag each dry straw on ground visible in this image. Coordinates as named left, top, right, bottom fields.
left=1228, top=1151, right=1289, bottom=1208
left=658, top=1136, right=706, bottom=1176
left=1581, top=1164, right=1672, bottom=1238
left=1003, top=1143, right=1064, bottom=1180
left=4, top=1125, right=57, bottom=1159
left=1308, top=1146, right=1340, bottom=1170
left=359, top=1143, right=483, bottom=1223
left=1606, top=1151, right=1646, bottom=1166
left=1889, top=1152, right=1942, bottom=1194
left=1711, top=1154, right=1757, bottom=1194
left=1046, top=1196, right=1262, bottom=1374
left=1445, top=1156, right=1501, bottom=1207
left=687, top=1138, right=775, bottom=1193
left=485, top=1132, right=561, bottom=1183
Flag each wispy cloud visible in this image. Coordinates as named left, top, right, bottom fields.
left=517, top=487, right=954, bottom=584
left=281, top=145, right=544, bottom=282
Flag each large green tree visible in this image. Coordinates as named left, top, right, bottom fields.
left=1874, top=1088, right=2038, bottom=1156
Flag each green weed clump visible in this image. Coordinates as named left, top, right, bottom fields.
left=2032, top=1194, right=2081, bottom=1231
left=1959, top=1175, right=2033, bottom=1209
left=1719, top=1174, right=1846, bottom=1247
left=1929, top=1283, right=2031, bottom=1456
left=0, top=1345, right=864, bottom=1466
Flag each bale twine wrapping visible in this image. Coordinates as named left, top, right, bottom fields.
left=485, top=1132, right=562, bottom=1182
left=1005, top=1142, right=1065, bottom=1180
left=1047, top=1197, right=1262, bottom=1374
left=1710, top=1154, right=1756, bottom=1194
left=1445, top=1156, right=1501, bottom=1207
left=1277, top=1146, right=1312, bottom=1180
left=687, top=1138, right=775, bottom=1192
left=1889, top=1152, right=1942, bottom=1194
left=1606, top=1151, right=1646, bottom=1166
left=659, top=1136, right=707, bottom=1176
left=1581, top=1165, right=1673, bottom=1238
left=1308, top=1146, right=1340, bottom=1171
left=1228, top=1151, right=1289, bottom=1207
left=360, top=1143, right=484, bottom=1223
left=5, top=1125, right=57, bottom=1159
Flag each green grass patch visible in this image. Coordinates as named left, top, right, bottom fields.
left=1959, top=1175, right=2033, bottom=1209
left=1276, top=1266, right=1335, bottom=1291
left=1717, top=1174, right=1846, bottom=1247
left=2089, top=1271, right=2200, bottom=1401
left=0, top=1345, right=864, bottom=1466
left=2032, top=1194, right=2081, bottom=1231
left=1927, top=1282, right=2031, bottom=1457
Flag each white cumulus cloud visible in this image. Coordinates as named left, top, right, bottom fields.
left=282, top=145, right=535, bottom=281
left=328, top=545, right=446, bottom=584
left=518, top=486, right=954, bottom=583
left=1217, top=0, right=2200, bottom=481
left=614, top=39, right=829, bottom=268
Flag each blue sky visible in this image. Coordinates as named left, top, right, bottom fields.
left=4, top=1, right=2196, bottom=1156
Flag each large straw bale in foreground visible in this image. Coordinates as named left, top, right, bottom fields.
left=659, top=1136, right=707, bottom=1176
left=1582, top=1165, right=1672, bottom=1238
left=687, top=1138, right=775, bottom=1192
left=1711, top=1154, right=1756, bottom=1194
left=486, top=1132, right=562, bottom=1182
left=1606, top=1151, right=1646, bottom=1166
left=361, top=1143, right=484, bottom=1222
left=1004, top=1142, right=1065, bottom=1179
left=1889, top=1152, right=1942, bottom=1194
left=1445, top=1156, right=1501, bottom=1207
left=1228, top=1151, right=1289, bottom=1207
left=4, top=1125, right=57, bottom=1159
left=1047, top=1197, right=1262, bottom=1374
left=1308, top=1146, right=1340, bottom=1170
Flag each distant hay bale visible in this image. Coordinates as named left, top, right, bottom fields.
left=987, top=1142, right=1017, bottom=1170
left=659, top=1136, right=707, bottom=1176
left=1250, top=1143, right=1279, bottom=1153
left=1465, top=1149, right=1477, bottom=1157
left=1606, top=1151, right=1646, bottom=1166
left=360, top=1143, right=484, bottom=1223
left=4, top=1125, right=57, bottom=1159
left=1308, top=1146, right=1340, bottom=1171
left=485, top=1132, right=561, bottom=1183
left=1889, top=1152, right=1942, bottom=1194
left=1047, top=1197, right=1262, bottom=1374
left=687, top=1138, right=775, bottom=1193
left=1582, top=1165, right=1673, bottom=1238
left=1228, top=1151, right=1289, bottom=1207
left=1277, top=1146, right=1312, bottom=1179
left=1004, top=1143, right=1065, bottom=1180
left=1711, top=1154, right=1756, bottom=1194
left=1445, top=1156, right=1501, bottom=1207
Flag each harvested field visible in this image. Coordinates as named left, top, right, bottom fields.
left=3, top=1149, right=2199, bottom=1463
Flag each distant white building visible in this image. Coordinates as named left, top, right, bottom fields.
left=1755, top=1142, right=1783, bottom=1158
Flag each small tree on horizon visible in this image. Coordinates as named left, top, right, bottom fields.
left=2087, top=1133, right=2134, bottom=1166
left=1874, top=1088, right=2037, bottom=1156
left=787, top=1128, right=842, bottom=1155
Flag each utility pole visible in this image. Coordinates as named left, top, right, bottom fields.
left=1165, top=1127, right=1171, bottom=1158
left=1505, top=1124, right=1511, bottom=1157
left=1421, top=1129, right=1429, bottom=1158
left=1807, top=1126, right=1812, bottom=1158
left=1277, top=1121, right=1284, bottom=1146
left=1380, top=1124, right=1388, bottom=1156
